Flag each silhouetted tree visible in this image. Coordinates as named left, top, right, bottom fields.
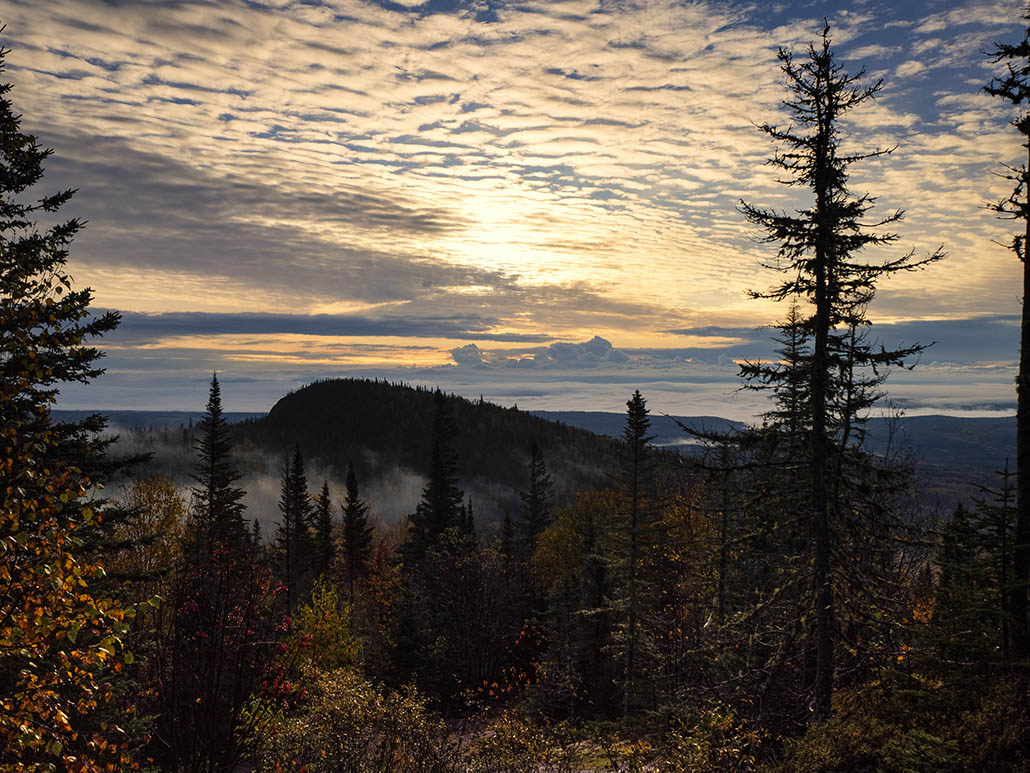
left=500, top=512, right=515, bottom=561
left=313, top=480, right=335, bottom=579
left=276, top=444, right=314, bottom=611
left=619, top=390, right=654, bottom=718
left=189, top=374, right=248, bottom=556
left=972, top=461, right=1018, bottom=655
left=985, top=4, right=1030, bottom=657
left=740, top=24, right=942, bottom=721
left=153, top=379, right=281, bottom=772
left=519, top=440, right=555, bottom=553
left=402, top=389, right=465, bottom=566
left=251, top=518, right=264, bottom=551
left=341, top=461, right=373, bottom=598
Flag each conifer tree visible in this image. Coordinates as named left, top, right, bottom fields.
left=189, top=374, right=248, bottom=556
left=740, top=24, right=942, bottom=721
left=251, top=518, right=264, bottom=550
left=276, top=443, right=314, bottom=611
left=519, top=439, right=555, bottom=553
left=0, top=39, right=132, bottom=767
left=620, top=389, right=653, bottom=718
left=971, top=461, right=1018, bottom=655
left=155, top=380, right=281, bottom=771
left=341, top=461, right=372, bottom=598
left=985, top=4, right=1030, bottom=656
left=462, top=496, right=477, bottom=540
left=402, top=389, right=464, bottom=565
left=313, top=480, right=335, bottom=579
left=500, top=511, right=515, bottom=561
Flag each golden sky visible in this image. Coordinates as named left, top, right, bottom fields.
left=2, top=0, right=1023, bottom=416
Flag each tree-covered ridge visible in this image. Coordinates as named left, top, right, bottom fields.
left=237, top=376, right=625, bottom=516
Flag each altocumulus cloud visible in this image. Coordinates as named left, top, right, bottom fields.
left=0, top=0, right=1022, bottom=418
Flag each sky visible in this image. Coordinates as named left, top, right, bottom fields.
left=3, top=0, right=1024, bottom=419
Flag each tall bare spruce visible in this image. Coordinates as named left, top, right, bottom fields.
left=985, top=3, right=1030, bottom=657
left=740, top=25, right=942, bottom=721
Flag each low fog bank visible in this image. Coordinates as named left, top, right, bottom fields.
left=100, top=421, right=565, bottom=543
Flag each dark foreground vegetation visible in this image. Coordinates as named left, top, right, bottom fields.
left=3, top=13, right=1030, bottom=773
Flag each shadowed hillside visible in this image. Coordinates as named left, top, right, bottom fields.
left=234, top=379, right=626, bottom=525
left=535, top=410, right=1016, bottom=510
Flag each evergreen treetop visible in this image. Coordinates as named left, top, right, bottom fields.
left=341, top=461, right=373, bottom=595
left=519, top=439, right=555, bottom=549
left=403, top=389, right=465, bottom=565
left=276, top=443, right=314, bottom=610
left=314, top=479, right=335, bottom=578
left=190, top=374, right=248, bottom=553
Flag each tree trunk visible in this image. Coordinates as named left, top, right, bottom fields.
left=811, top=75, right=835, bottom=723
left=624, top=448, right=639, bottom=720
left=1014, top=173, right=1030, bottom=656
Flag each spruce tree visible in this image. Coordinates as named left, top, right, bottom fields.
left=189, top=374, right=248, bottom=556
left=313, top=480, right=335, bottom=579
left=971, top=460, right=1018, bottom=655
left=275, top=443, right=314, bottom=611
left=156, top=380, right=283, bottom=771
left=0, top=39, right=133, bottom=767
left=620, top=389, right=653, bottom=718
left=984, top=4, right=1030, bottom=657
left=500, top=511, right=515, bottom=561
left=740, top=24, right=942, bottom=721
left=402, top=389, right=464, bottom=566
left=519, top=439, right=555, bottom=553
left=341, top=461, right=372, bottom=598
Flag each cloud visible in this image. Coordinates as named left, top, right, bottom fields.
left=108, top=310, right=555, bottom=344
left=895, top=59, right=927, bottom=78
left=450, top=342, right=488, bottom=366
left=0, top=0, right=1023, bottom=418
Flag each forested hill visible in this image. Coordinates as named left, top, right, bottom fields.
left=234, top=378, right=624, bottom=520
left=535, top=410, right=1016, bottom=508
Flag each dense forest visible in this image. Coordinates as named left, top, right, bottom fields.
left=3, top=14, right=1030, bottom=773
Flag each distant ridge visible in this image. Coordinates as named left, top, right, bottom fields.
left=234, top=379, right=625, bottom=520
left=533, top=410, right=1015, bottom=509
left=54, top=409, right=264, bottom=430
left=61, top=391, right=1014, bottom=513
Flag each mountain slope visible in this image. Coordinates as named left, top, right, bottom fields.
left=534, top=410, right=1015, bottom=509
left=235, top=379, right=625, bottom=523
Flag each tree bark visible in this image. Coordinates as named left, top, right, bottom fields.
left=1014, top=167, right=1030, bottom=656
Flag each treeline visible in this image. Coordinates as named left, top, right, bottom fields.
left=4, top=14, right=1030, bottom=773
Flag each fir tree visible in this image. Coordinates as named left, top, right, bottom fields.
left=0, top=39, right=133, bottom=767
left=251, top=518, right=264, bottom=552
left=189, top=374, right=248, bottom=556
left=519, top=439, right=555, bottom=553
left=500, top=511, right=515, bottom=561
left=402, top=389, right=465, bottom=566
left=620, top=389, right=654, bottom=718
left=740, top=24, right=942, bottom=721
left=462, top=496, right=477, bottom=540
left=984, top=3, right=1030, bottom=656
left=971, top=460, right=1018, bottom=655
left=155, top=381, right=282, bottom=771
left=341, top=461, right=372, bottom=598
left=313, top=480, right=335, bottom=579
left=275, top=443, right=314, bottom=611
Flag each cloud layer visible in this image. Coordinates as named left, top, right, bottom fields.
left=0, top=0, right=1022, bottom=416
